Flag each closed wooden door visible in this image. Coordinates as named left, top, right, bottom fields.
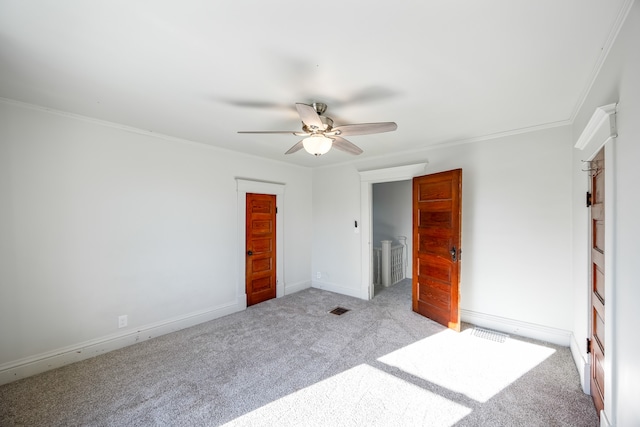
left=589, top=149, right=605, bottom=416
left=412, top=169, right=462, bottom=331
left=246, top=193, right=277, bottom=306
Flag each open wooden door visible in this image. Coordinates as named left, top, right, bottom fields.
left=412, top=169, right=462, bottom=331
left=246, top=193, right=277, bottom=306
left=589, top=148, right=605, bottom=416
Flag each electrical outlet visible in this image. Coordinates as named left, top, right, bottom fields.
left=118, top=315, right=128, bottom=328
left=316, top=272, right=321, bottom=279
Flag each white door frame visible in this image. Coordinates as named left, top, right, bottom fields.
left=236, top=178, right=285, bottom=309
left=574, top=103, right=616, bottom=424
left=358, top=163, right=428, bottom=300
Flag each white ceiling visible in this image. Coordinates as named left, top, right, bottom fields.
left=0, top=1, right=631, bottom=168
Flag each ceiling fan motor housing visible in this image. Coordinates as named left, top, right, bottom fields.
left=303, top=115, right=333, bottom=134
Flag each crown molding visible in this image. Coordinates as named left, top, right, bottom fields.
left=570, top=0, right=635, bottom=123
left=575, top=103, right=617, bottom=150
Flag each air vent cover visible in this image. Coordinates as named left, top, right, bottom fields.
left=329, top=307, right=350, bottom=316
left=472, top=327, right=508, bottom=343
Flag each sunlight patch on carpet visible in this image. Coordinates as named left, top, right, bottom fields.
left=223, top=364, right=471, bottom=427
left=378, top=328, right=555, bottom=403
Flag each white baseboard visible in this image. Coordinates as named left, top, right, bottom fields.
left=285, top=280, right=311, bottom=295
left=600, top=410, right=612, bottom=427
left=461, top=309, right=572, bottom=346
left=311, top=280, right=363, bottom=299
left=570, top=332, right=591, bottom=394
left=0, top=301, right=242, bottom=386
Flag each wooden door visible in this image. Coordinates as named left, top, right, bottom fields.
left=412, top=169, right=462, bottom=331
left=246, top=193, right=277, bottom=306
left=589, top=149, right=605, bottom=416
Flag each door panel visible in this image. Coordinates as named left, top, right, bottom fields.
left=589, top=148, right=605, bottom=415
left=412, top=169, right=462, bottom=331
left=246, top=193, right=277, bottom=306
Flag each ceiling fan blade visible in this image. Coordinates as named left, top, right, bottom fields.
left=344, top=86, right=399, bottom=105
left=333, top=122, right=397, bottom=136
left=331, top=136, right=363, bottom=155
left=221, top=99, right=290, bottom=110
left=285, top=140, right=304, bottom=155
left=238, top=130, right=299, bottom=134
left=295, top=103, right=324, bottom=130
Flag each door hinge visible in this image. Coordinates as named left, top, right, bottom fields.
left=586, top=338, right=591, bottom=354
left=586, top=192, right=592, bottom=207
left=276, top=207, right=278, bottom=214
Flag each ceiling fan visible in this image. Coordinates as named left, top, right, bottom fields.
left=238, top=102, right=397, bottom=156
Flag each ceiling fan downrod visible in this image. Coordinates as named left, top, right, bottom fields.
left=312, top=102, right=327, bottom=115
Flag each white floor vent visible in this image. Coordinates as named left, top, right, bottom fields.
left=472, top=327, right=509, bottom=343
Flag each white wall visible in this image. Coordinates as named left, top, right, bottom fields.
left=311, top=164, right=363, bottom=297
left=312, top=125, right=574, bottom=332
left=372, top=180, right=412, bottom=278
left=571, top=2, right=640, bottom=425
left=0, top=101, right=312, bottom=381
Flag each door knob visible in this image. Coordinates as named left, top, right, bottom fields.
left=247, top=250, right=253, bottom=256
left=450, top=246, right=457, bottom=262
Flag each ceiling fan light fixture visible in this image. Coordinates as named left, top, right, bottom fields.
left=303, top=135, right=333, bottom=156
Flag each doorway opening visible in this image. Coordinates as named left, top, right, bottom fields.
left=359, top=163, right=428, bottom=300
left=372, top=180, right=412, bottom=297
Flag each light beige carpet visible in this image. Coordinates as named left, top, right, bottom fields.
left=0, top=279, right=598, bottom=426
